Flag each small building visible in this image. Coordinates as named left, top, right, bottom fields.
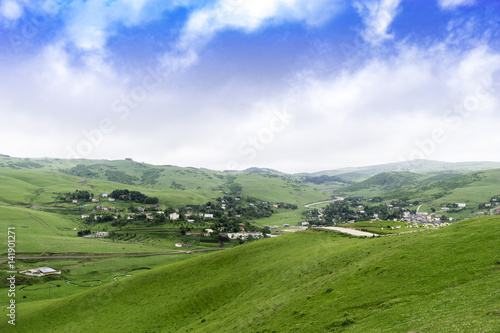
left=20, top=267, right=61, bottom=277
left=137, top=207, right=145, bottom=213
left=102, top=193, right=108, bottom=197
left=92, top=198, right=100, bottom=203
left=175, top=243, right=183, bottom=248
left=204, top=213, right=214, bottom=219
left=95, top=231, right=109, bottom=238
left=301, top=221, right=309, bottom=226
left=108, top=197, right=116, bottom=202
left=81, top=214, right=90, bottom=219
left=72, top=199, right=78, bottom=204
left=169, top=212, right=179, bottom=221
left=456, top=203, right=467, bottom=208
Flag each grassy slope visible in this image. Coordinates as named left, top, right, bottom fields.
left=0, top=206, right=174, bottom=254
left=6, top=216, right=500, bottom=332
left=384, top=169, right=500, bottom=208
left=336, top=171, right=462, bottom=197
left=0, top=157, right=330, bottom=207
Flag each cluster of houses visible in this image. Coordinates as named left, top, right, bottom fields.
left=168, top=211, right=214, bottom=222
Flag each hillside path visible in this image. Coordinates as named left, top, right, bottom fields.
left=304, top=197, right=344, bottom=208
left=316, top=226, right=377, bottom=237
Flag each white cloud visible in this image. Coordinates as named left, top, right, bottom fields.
left=438, top=0, right=476, bottom=10
left=354, top=0, right=402, bottom=45
left=175, top=0, right=343, bottom=58
left=0, top=0, right=23, bottom=20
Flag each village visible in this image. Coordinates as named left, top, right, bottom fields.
left=57, top=189, right=288, bottom=243
left=303, top=195, right=500, bottom=226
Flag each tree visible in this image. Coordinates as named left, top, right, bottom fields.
left=229, top=183, right=243, bottom=195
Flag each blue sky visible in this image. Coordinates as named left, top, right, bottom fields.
left=0, top=0, right=499, bottom=173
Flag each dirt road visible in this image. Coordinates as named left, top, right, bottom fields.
left=316, top=226, right=377, bottom=237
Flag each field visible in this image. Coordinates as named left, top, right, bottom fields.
left=1, top=216, right=499, bottom=332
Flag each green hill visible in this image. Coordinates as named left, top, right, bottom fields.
left=379, top=169, right=500, bottom=213
left=5, top=216, right=500, bottom=332
left=336, top=171, right=462, bottom=197
left=0, top=156, right=330, bottom=207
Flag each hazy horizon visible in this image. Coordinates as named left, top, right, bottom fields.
left=3, top=154, right=500, bottom=175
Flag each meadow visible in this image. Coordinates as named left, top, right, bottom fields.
left=2, top=216, right=498, bottom=332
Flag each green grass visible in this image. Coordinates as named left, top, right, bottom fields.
left=0, top=206, right=184, bottom=254
left=3, top=216, right=499, bottom=332
left=253, top=209, right=305, bottom=227
left=0, top=253, right=208, bottom=305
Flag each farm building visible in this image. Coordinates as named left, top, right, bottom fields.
left=20, top=267, right=61, bottom=277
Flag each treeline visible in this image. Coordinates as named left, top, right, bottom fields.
left=110, top=189, right=159, bottom=204
left=302, top=175, right=349, bottom=185
left=55, top=190, right=93, bottom=202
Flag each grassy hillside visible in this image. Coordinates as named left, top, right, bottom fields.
left=336, top=171, right=462, bottom=197
left=5, top=216, right=500, bottom=332
left=0, top=156, right=330, bottom=207
left=379, top=169, right=500, bottom=213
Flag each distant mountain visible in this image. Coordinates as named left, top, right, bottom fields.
left=299, top=159, right=500, bottom=182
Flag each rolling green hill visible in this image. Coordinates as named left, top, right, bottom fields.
left=4, top=216, right=500, bottom=332
left=336, top=171, right=463, bottom=197
left=0, top=156, right=330, bottom=207
left=378, top=169, right=500, bottom=213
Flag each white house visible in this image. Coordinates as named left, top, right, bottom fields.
left=169, top=212, right=179, bottom=220
left=204, top=213, right=214, bottom=219
left=301, top=221, right=309, bottom=226
left=81, top=214, right=90, bottom=219
left=227, top=232, right=263, bottom=240
left=456, top=203, right=467, bottom=208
